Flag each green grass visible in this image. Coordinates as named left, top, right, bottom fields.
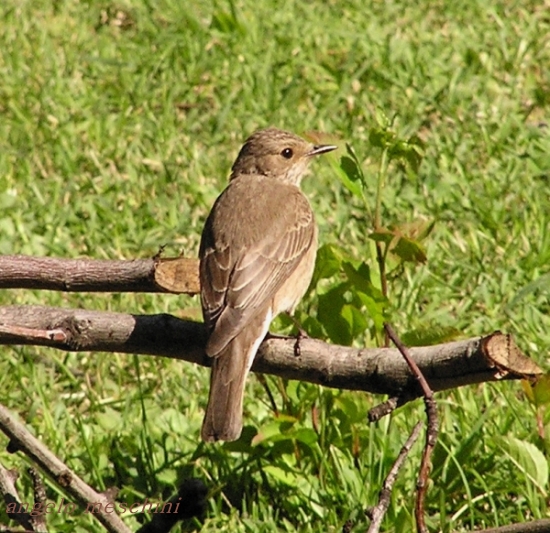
left=1, top=0, right=549, bottom=531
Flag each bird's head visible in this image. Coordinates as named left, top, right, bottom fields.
left=230, top=127, right=337, bottom=186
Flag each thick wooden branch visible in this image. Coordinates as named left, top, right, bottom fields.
left=0, top=255, right=199, bottom=294
left=0, top=305, right=542, bottom=398
left=483, top=520, right=550, bottom=533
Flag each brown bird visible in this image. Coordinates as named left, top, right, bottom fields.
left=199, top=127, right=336, bottom=442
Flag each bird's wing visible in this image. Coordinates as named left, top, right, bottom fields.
left=199, top=179, right=315, bottom=357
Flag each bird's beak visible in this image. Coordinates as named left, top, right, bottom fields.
left=307, top=144, right=338, bottom=157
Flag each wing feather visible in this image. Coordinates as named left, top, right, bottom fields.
left=199, top=175, right=315, bottom=357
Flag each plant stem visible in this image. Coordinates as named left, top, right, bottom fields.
left=374, top=148, right=389, bottom=346
left=374, top=147, right=388, bottom=232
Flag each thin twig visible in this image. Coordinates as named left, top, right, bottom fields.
left=27, top=468, right=48, bottom=533
left=0, top=463, right=36, bottom=532
left=0, top=324, right=67, bottom=343
left=368, top=395, right=407, bottom=422
left=367, top=421, right=423, bottom=533
left=384, top=324, right=439, bottom=533
left=0, top=403, right=131, bottom=533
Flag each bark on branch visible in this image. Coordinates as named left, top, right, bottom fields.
left=0, top=255, right=199, bottom=294
left=0, top=305, right=542, bottom=399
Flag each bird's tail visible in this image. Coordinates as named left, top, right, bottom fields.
left=201, top=311, right=271, bottom=442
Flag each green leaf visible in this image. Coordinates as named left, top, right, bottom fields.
left=298, top=314, right=326, bottom=340
left=223, top=426, right=256, bottom=452
left=499, top=436, right=549, bottom=494
left=330, top=152, right=364, bottom=198
left=533, top=374, right=550, bottom=406
left=335, top=395, right=361, bottom=423
left=370, top=220, right=434, bottom=246
left=312, top=243, right=345, bottom=285
left=340, top=156, right=363, bottom=189
left=374, top=106, right=391, bottom=129
left=523, top=374, right=550, bottom=407
left=370, top=221, right=432, bottom=264
left=341, top=304, right=368, bottom=340
left=342, top=261, right=386, bottom=301
left=0, top=217, right=16, bottom=254
left=0, top=191, right=17, bottom=209
left=368, top=127, right=396, bottom=149
left=341, top=261, right=373, bottom=294
left=158, top=407, right=189, bottom=433
left=96, top=407, right=122, bottom=431
left=341, top=261, right=388, bottom=331
left=389, top=135, right=425, bottom=174
left=253, top=416, right=298, bottom=445
left=405, top=136, right=425, bottom=173
left=157, top=468, right=178, bottom=485
left=344, top=142, right=364, bottom=169
left=292, top=428, right=318, bottom=446
left=317, top=284, right=352, bottom=345
left=393, top=236, right=428, bottom=263
left=263, top=465, right=298, bottom=486
left=356, top=291, right=387, bottom=331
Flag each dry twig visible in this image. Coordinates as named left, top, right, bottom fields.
left=384, top=324, right=439, bottom=533
left=0, top=463, right=38, bottom=532
left=0, top=403, right=131, bottom=533
left=367, top=422, right=423, bottom=533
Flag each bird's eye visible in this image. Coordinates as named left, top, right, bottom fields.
left=281, top=147, right=293, bottom=159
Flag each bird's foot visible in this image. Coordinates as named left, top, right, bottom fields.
left=264, top=325, right=308, bottom=357
left=293, top=327, right=308, bottom=357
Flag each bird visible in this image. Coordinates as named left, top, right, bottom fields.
left=199, top=127, right=336, bottom=442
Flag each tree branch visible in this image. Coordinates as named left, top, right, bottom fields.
left=0, top=255, right=199, bottom=294
left=367, top=422, right=423, bottom=532
left=0, top=403, right=131, bottom=533
left=0, top=305, right=542, bottom=400
left=482, top=520, right=550, bottom=533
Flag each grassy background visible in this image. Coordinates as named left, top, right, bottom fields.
left=1, top=0, right=549, bottom=531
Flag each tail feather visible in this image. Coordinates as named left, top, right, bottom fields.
left=201, top=309, right=272, bottom=442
